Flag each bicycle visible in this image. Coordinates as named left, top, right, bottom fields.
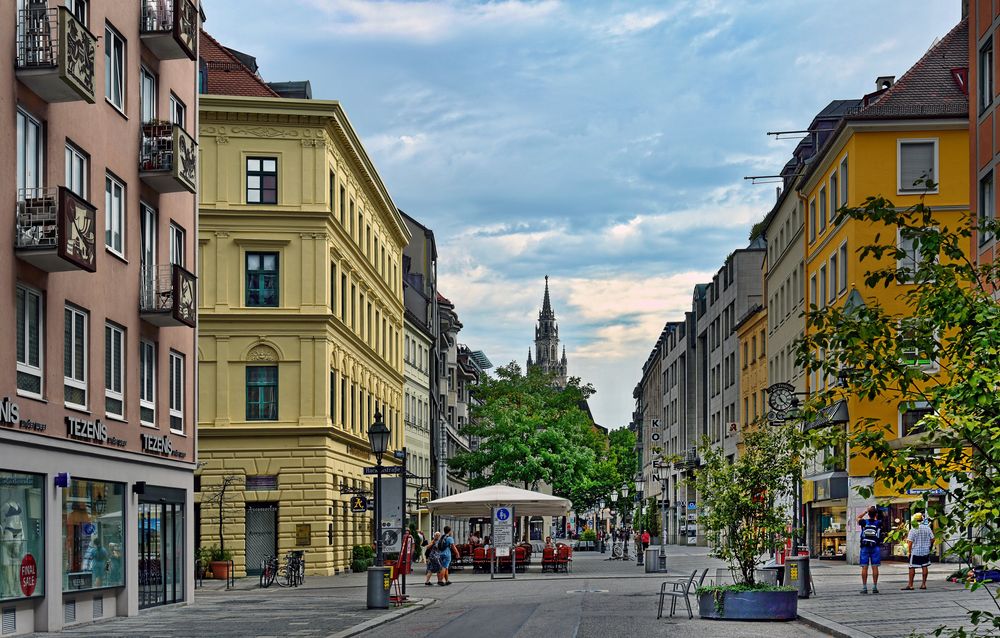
left=259, top=551, right=306, bottom=588
left=259, top=556, right=279, bottom=588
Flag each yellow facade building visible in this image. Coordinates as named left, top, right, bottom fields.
left=800, top=21, right=968, bottom=564
left=195, top=46, right=408, bottom=575
left=735, top=304, right=767, bottom=454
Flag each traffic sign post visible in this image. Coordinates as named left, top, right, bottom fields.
left=491, top=505, right=515, bottom=580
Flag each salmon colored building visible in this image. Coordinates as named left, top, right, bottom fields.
left=1, top=1, right=200, bottom=632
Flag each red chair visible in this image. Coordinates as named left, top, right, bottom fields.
left=556, top=544, right=572, bottom=573
left=514, top=546, right=529, bottom=573
left=541, top=547, right=557, bottom=573
left=472, top=547, right=488, bottom=573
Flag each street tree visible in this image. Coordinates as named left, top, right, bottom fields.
left=798, top=192, right=1000, bottom=636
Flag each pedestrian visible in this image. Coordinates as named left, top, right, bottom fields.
left=641, top=529, right=651, bottom=551
left=902, top=513, right=934, bottom=590
left=438, top=525, right=459, bottom=586
left=857, top=505, right=884, bottom=594
left=424, top=532, right=442, bottom=586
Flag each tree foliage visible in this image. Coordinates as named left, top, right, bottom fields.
left=694, top=426, right=799, bottom=586
left=448, top=363, right=598, bottom=499
left=797, top=194, right=1000, bottom=636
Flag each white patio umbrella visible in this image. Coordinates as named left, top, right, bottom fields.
left=425, top=484, right=571, bottom=517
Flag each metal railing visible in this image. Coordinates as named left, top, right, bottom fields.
left=15, top=188, right=58, bottom=250
left=140, top=264, right=178, bottom=313
left=140, top=122, right=178, bottom=173
left=140, top=0, right=174, bottom=33
left=16, top=7, right=57, bottom=68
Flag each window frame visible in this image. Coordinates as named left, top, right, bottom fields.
left=64, top=142, right=88, bottom=199
left=981, top=37, right=994, bottom=114
left=839, top=155, right=849, bottom=207
left=897, top=138, right=940, bottom=194
left=16, top=108, right=44, bottom=192
left=104, top=322, right=125, bottom=420
left=246, top=157, right=278, bottom=205
left=898, top=319, right=939, bottom=372
left=899, top=401, right=934, bottom=438
left=838, top=241, right=848, bottom=294
left=979, top=170, right=995, bottom=246
left=104, top=24, right=126, bottom=112
left=139, top=339, right=156, bottom=427
left=246, top=365, right=279, bottom=421
left=16, top=284, right=44, bottom=399
left=818, top=186, right=828, bottom=233
left=169, top=93, right=186, bottom=129
left=828, top=252, right=838, bottom=302
left=829, top=173, right=838, bottom=223
left=819, top=265, right=828, bottom=309
left=64, top=305, right=88, bottom=411
left=245, top=251, right=279, bottom=308
left=139, top=65, right=157, bottom=123
left=169, top=350, right=184, bottom=433
left=809, top=198, right=817, bottom=242
left=105, top=173, right=126, bottom=258
left=169, top=223, right=185, bottom=267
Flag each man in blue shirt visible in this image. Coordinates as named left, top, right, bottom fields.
left=438, top=525, right=459, bottom=586
left=857, top=506, right=883, bottom=594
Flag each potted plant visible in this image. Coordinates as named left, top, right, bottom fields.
left=692, top=426, right=800, bottom=621
left=195, top=546, right=213, bottom=579
left=207, top=545, right=234, bottom=580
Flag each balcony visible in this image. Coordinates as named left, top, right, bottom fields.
left=15, top=187, right=97, bottom=273
left=139, top=122, right=197, bottom=194
left=140, top=264, right=197, bottom=327
left=140, top=0, right=198, bottom=61
left=15, top=6, right=96, bottom=103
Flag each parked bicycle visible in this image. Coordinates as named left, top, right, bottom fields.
left=259, top=551, right=306, bottom=588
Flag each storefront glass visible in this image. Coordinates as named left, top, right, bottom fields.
left=0, top=472, right=44, bottom=601
left=63, top=479, right=125, bottom=591
left=139, top=501, right=185, bottom=608
left=816, top=507, right=847, bottom=560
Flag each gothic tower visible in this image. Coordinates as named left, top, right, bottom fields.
left=527, top=276, right=568, bottom=386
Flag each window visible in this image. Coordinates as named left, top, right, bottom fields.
left=105, top=174, right=125, bottom=257
left=899, top=320, right=937, bottom=370
left=64, top=306, right=88, bottom=409
left=140, top=340, right=156, bottom=426
left=16, top=285, right=44, bottom=397
left=169, top=223, right=185, bottom=266
left=104, top=323, right=125, bottom=419
left=819, top=265, right=827, bottom=309
left=981, top=38, right=994, bottom=113
left=62, top=480, right=125, bottom=591
left=65, top=144, right=88, bottom=198
left=0, top=472, right=45, bottom=602
left=169, top=351, right=184, bottom=432
left=980, top=171, right=994, bottom=245
left=809, top=274, right=817, bottom=307
left=339, top=186, right=346, bottom=226
left=838, top=242, right=848, bottom=293
left=16, top=109, right=43, bottom=192
left=829, top=253, right=838, bottom=301
left=829, top=173, right=838, bottom=222
left=169, top=93, right=186, bottom=128
left=341, top=274, right=347, bottom=321
left=809, top=199, right=816, bottom=242
left=104, top=25, right=125, bottom=111
left=246, top=252, right=278, bottom=307
left=140, top=66, right=156, bottom=122
left=897, top=228, right=920, bottom=273
left=66, top=0, right=88, bottom=25
left=898, top=140, right=938, bottom=192
left=900, top=402, right=934, bottom=437
left=246, top=157, right=277, bottom=204
left=840, top=156, right=849, bottom=205
left=246, top=366, right=278, bottom=421
left=140, top=203, right=157, bottom=266
left=819, top=187, right=827, bottom=233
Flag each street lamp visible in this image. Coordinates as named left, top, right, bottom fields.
left=368, top=410, right=390, bottom=566
left=635, top=476, right=646, bottom=566
left=599, top=499, right=607, bottom=553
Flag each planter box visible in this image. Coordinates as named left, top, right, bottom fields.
left=698, top=589, right=797, bottom=621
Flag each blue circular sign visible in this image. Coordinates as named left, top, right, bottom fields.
left=496, top=508, right=510, bottom=521
left=83, top=522, right=96, bottom=536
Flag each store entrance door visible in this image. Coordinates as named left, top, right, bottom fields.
left=245, top=504, right=277, bottom=576
left=138, top=488, right=186, bottom=609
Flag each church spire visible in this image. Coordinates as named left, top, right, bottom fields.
left=540, top=275, right=553, bottom=319
left=528, top=276, right=567, bottom=387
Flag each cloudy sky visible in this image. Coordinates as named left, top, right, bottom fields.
left=205, top=0, right=961, bottom=428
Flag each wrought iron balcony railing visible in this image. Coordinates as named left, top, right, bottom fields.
left=140, top=0, right=198, bottom=60
left=140, top=263, right=197, bottom=327
left=15, top=187, right=97, bottom=273
left=139, top=122, right=197, bottom=194
left=15, top=6, right=96, bottom=103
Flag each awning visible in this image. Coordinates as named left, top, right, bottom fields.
left=426, top=484, right=571, bottom=517
left=805, top=400, right=849, bottom=431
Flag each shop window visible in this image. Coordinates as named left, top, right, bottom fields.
left=63, top=479, right=125, bottom=592
left=246, top=366, right=278, bottom=421
left=245, top=252, right=278, bottom=307
left=0, top=472, right=45, bottom=601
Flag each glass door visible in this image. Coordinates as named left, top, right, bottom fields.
left=138, top=502, right=184, bottom=608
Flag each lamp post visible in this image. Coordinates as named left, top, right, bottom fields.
left=599, top=499, right=607, bottom=553
left=367, top=410, right=391, bottom=566
left=635, top=476, right=646, bottom=566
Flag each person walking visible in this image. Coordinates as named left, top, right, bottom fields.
left=902, top=513, right=934, bottom=590
left=424, top=532, right=442, bottom=586
left=641, top=529, right=651, bottom=552
left=857, top=505, right=884, bottom=594
left=438, top=525, right=459, bottom=586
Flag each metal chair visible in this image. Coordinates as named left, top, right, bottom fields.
left=657, top=568, right=708, bottom=620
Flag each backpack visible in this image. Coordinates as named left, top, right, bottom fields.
left=860, top=520, right=882, bottom=546
left=437, top=535, right=448, bottom=552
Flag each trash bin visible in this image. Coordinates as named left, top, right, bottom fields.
left=367, top=566, right=391, bottom=609
left=783, top=556, right=810, bottom=599
left=758, top=564, right=783, bottom=586
left=644, top=548, right=667, bottom=573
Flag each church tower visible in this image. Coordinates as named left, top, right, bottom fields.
left=528, top=276, right=568, bottom=386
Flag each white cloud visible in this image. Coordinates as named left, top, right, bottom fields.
left=604, top=9, right=671, bottom=37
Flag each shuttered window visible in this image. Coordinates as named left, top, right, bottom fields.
left=898, top=140, right=937, bottom=192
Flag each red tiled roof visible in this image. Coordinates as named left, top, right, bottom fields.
left=199, top=30, right=278, bottom=98
left=437, top=292, right=453, bottom=305
left=855, top=19, right=968, bottom=119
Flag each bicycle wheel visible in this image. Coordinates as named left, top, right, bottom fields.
left=259, top=560, right=270, bottom=588
left=296, top=558, right=305, bottom=586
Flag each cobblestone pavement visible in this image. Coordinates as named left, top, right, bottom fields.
left=33, top=547, right=996, bottom=637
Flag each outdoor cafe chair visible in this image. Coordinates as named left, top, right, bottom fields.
left=514, top=545, right=529, bottom=573
left=472, top=547, right=488, bottom=573
left=657, top=568, right=708, bottom=620
left=556, top=545, right=572, bottom=573
left=541, top=547, right=557, bottom=572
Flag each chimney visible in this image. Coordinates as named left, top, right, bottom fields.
left=962, top=0, right=969, bottom=19
left=776, top=186, right=782, bottom=201
left=876, top=75, right=895, bottom=91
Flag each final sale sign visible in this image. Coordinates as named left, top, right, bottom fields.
left=20, top=554, right=37, bottom=597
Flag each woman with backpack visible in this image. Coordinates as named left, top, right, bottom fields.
left=424, top=532, right=442, bottom=586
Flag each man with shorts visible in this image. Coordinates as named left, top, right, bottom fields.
left=438, top=525, right=459, bottom=586
left=857, top=505, right=883, bottom=594
left=903, top=513, right=934, bottom=590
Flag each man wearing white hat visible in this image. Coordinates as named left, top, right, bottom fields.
left=902, top=512, right=934, bottom=591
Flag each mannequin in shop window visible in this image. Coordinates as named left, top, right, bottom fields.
left=1, top=502, right=25, bottom=598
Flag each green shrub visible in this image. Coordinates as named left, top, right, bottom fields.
left=351, top=559, right=371, bottom=573
left=352, top=545, right=374, bottom=561
left=580, top=529, right=597, bottom=542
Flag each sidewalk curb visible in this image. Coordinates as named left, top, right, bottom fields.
left=325, top=597, right=435, bottom=638
left=798, top=610, right=876, bottom=638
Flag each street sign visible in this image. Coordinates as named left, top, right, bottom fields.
left=350, top=495, right=368, bottom=512
left=379, top=477, right=404, bottom=552
left=363, top=465, right=403, bottom=475
left=687, top=501, right=697, bottom=510
left=493, top=505, right=514, bottom=556
left=418, top=488, right=432, bottom=505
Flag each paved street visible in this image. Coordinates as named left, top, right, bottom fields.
left=35, top=548, right=998, bottom=638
